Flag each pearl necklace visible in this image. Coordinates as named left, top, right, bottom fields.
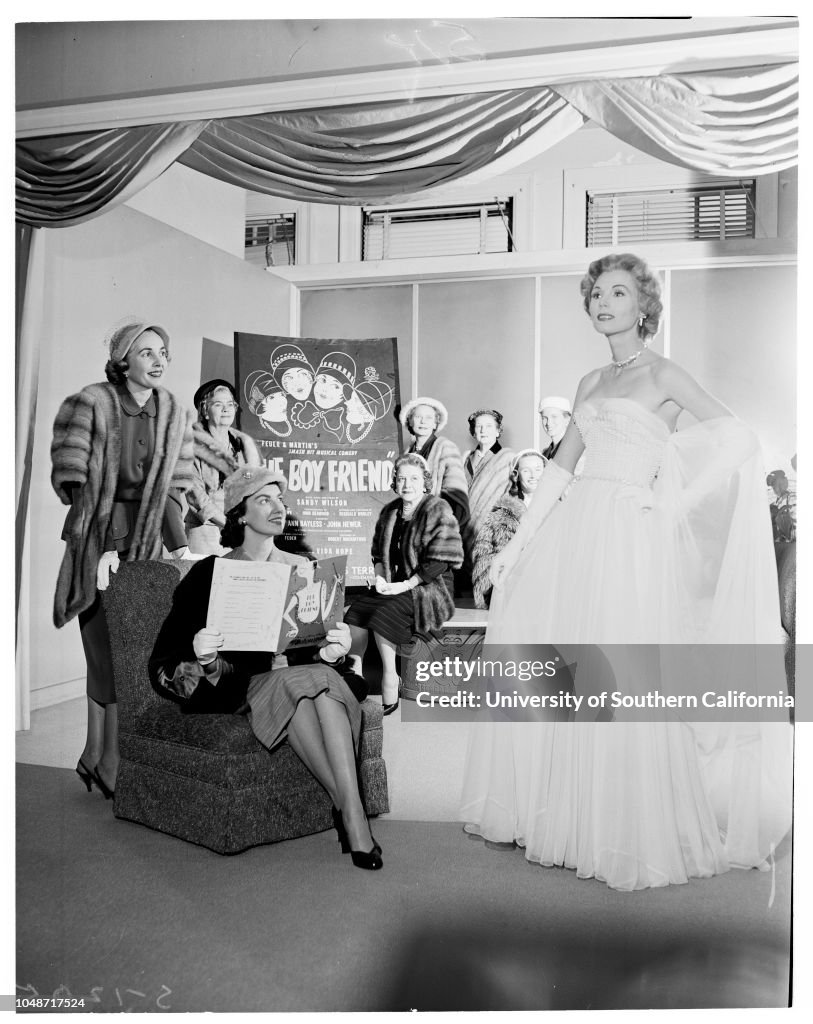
left=612, top=348, right=645, bottom=370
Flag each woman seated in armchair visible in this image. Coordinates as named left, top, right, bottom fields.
left=148, top=466, right=381, bottom=870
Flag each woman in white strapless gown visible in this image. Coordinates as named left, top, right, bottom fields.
left=459, top=253, right=793, bottom=891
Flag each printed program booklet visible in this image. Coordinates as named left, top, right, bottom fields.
left=206, top=555, right=346, bottom=653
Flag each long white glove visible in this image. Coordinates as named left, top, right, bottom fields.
left=490, top=461, right=573, bottom=589
left=96, top=550, right=120, bottom=591
left=319, top=621, right=352, bottom=663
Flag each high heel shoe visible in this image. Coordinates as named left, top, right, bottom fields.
left=331, top=806, right=351, bottom=854
left=337, top=809, right=383, bottom=869
left=382, top=699, right=400, bottom=717
left=75, top=760, right=94, bottom=793
left=91, top=765, right=115, bottom=800
left=350, top=847, right=383, bottom=871
left=332, top=807, right=381, bottom=856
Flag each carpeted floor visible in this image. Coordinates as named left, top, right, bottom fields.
left=17, top=764, right=791, bottom=1013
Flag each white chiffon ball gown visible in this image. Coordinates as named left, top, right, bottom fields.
left=460, top=398, right=793, bottom=891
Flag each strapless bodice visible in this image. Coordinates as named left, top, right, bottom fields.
left=574, top=398, right=670, bottom=489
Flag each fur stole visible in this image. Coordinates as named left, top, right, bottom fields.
left=372, top=494, right=464, bottom=635
left=191, top=422, right=261, bottom=476
left=471, top=494, right=527, bottom=609
left=414, top=434, right=472, bottom=553
left=187, top=424, right=261, bottom=524
left=50, top=382, right=195, bottom=626
left=467, top=447, right=514, bottom=537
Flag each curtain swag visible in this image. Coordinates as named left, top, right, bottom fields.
left=16, top=64, right=797, bottom=228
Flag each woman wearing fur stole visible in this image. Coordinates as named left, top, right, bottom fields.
left=186, top=379, right=262, bottom=555
left=464, top=408, right=515, bottom=542
left=345, top=453, right=464, bottom=716
left=471, top=449, right=546, bottom=609
left=50, top=318, right=195, bottom=798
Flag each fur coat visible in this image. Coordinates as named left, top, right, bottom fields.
left=186, top=423, right=261, bottom=525
left=411, top=434, right=471, bottom=553
left=50, top=382, right=195, bottom=627
left=372, top=494, right=464, bottom=635
left=465, top=446, right=515, bottom=540
left=471, top=494, right=527, bottom=609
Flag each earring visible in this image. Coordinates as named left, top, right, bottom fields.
left=638, top=314, right=646, bottom=328
left=239, top=519, right=245, bottom=525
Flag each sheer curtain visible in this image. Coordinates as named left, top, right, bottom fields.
left=15, top=226, right=46, bottom=730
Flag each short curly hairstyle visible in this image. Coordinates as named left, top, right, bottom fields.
left=580, top=253, right=663, bottom=340
left=467, top=408, right=503, bottom=437
left=508, top=450, right=546, bottom=499
left=220, top=498, right=248, bottom=549
left=104, top=358, right=129, bottom=386
left=390, top=452, right=433, bottom=494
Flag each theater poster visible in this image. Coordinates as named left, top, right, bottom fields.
left=235, top=334, right=402, bottom=587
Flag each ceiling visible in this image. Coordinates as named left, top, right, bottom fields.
left=16, top=17, right=798, bottom=138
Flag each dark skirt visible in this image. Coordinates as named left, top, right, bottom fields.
left=344, top=590, right=415, bottom=645
left=246, top=663, right=362, bottom=752
left=79, top=594, right=116, bottom=704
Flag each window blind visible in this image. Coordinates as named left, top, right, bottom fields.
left=362, top=200, right=512, bottom=261
left=586, top=181, right=756, bottom=246
left=244, top=214, right=296, bottom=267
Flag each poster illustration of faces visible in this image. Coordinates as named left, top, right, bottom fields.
left=235, top=334, right=402, bottom=586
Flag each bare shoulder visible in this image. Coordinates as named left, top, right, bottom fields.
left=574, top=368, right=603, bottom=403
left=651, top=357, right=730, bottom=420
left=651, top=356, right=693, bottom=387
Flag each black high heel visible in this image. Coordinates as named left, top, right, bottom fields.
left=75, top=760, right=94, bottom=793
left=382, top=679, right=401, bottom=717
left=332, top=806, right=381, bottom=856
left=91, top=765, right=115, bottom=800
left=331, top=806, right=351, bottom=854
left=350, top=847, right=383, bottom=871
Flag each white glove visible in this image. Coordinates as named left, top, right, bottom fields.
left=320, top=621, right=352, bottom=663
left=193, top=628, right=224, bottom=665
left=375, top=576, right=411, bottom=596
left=96, top=550, right=120, bottom=591
left=489, top=539, right=521, bottom=590
left=490, top=461, right=573, bottom=589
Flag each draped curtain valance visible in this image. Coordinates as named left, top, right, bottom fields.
left=16, top=63, right=798, bottom=228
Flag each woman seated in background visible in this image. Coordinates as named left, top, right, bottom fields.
left=185, top=379, right=262, bottom=554
left=150, top=466, right=382, bottom=871
left=464, top=408, right=515, bottom=542
left=471, top=448, right=546, bottom=609
left=51, top=317, right=194, bottom=799
left=345, top=453, right=464, bottom=716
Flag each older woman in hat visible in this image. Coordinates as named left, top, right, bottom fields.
left=149, top=467, right=382, bottom=870
left=345, top=453, right=465, bottom=715
left=185, top=378, right=262, bottom=555
left=464, top=408, right=515, bottom=542
left=50, top=317, right=195, bottom=798
left=401, top=396, right=470, bottom=543
left=471, top=448, right=546, bottom=609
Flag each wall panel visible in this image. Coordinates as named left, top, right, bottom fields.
left=669, top=266, right=796, bottom=467
left=417, top=278, right=537, bottom=454
left=300, top=285, right=413, bottom=420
